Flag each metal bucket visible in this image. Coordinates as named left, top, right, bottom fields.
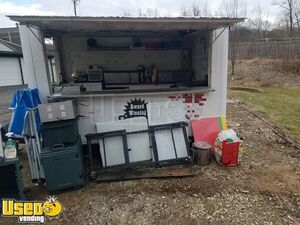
left=192, top=141, right=212, bottom=166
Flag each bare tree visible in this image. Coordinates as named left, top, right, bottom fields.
left=137, top=8, right=158, bottom=17
left=71, top=0, right=80, bottom=16
left=217, top=0, right=247, bottom=76
left=123, top=10, right=132, bottom=17
left=181, top=5, right=191, bottom=17
left=273, top=0, right=299, bottom=37
left=248, top=3, right=271, bottom=38
left=220, top=0, right=247, bottom=19
left=295, top=1, right=300, bottom=33
left=191, top=1, right=201, bottom=16
left=181, top=1, right=210, bottom=17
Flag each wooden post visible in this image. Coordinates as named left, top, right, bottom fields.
left=275, top=41, right=278, bottom=59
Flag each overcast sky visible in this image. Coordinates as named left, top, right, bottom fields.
left=0, top=0, right=278, bottom=28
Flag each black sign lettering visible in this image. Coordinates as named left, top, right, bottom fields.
left=119, top=99, right=148, bottom=120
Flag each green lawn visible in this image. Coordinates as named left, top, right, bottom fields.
left=229, top=86, right=300, bottom=138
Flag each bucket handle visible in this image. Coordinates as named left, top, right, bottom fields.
left=52, top=143, right=65, bottom=150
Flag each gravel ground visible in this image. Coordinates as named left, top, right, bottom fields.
left=1, top=99, right=300, bottom=225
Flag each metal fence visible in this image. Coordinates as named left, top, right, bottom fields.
left=235, top=39, right=300, bottom=59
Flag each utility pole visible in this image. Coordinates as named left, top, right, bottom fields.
left=72, top=0, right=80, bottom=16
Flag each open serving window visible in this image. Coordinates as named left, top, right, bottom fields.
left=8, top=16, right=243, bottom=95
left=55, top=30, right=209, bottom=93
left=55, top=31, right=209, bottom=91
left=54, top=31, right=210, bottom=92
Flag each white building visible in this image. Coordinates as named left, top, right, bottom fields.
left=0, top=39, right=24, bottom=86
left=0, top=31, right=56, bottom=87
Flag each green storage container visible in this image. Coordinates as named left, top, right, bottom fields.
left=41, top=137, right=84, bottom=192
left=0, top=157, right=25, bottom=202
left=41, top=118, right=78, bottom=148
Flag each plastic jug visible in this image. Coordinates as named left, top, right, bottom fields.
left=217, top=129, right=238, bottom=143
left=4, top=138, right=17, bottom=159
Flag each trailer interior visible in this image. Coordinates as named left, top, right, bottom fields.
left=55, top=30, right=209, bottom=92
left=50, top=31, right=210, bottom=94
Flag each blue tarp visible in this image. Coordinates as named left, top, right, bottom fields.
left=9, top=88, right=41, bottom=135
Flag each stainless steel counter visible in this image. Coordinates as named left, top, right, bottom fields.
left=50, top=86, right=214, bottom=99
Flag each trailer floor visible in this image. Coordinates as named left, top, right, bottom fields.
left=1, top=99, right=300, bottom=225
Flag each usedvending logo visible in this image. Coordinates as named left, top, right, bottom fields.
left=1, top=196, right=63, bottom=223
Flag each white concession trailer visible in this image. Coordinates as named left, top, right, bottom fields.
left=8, top=16, right=243, bottom=167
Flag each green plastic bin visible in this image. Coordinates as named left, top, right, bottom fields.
left=41, top=118, right=78, bottom=148
left=41, top=137, right=84, bottom=192
left=0, top=157, right=25, bottom=202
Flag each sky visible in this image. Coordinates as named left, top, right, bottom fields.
left=0, top=0, right=278, bottom=28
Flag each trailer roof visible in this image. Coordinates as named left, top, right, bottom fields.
left=8, top=16, right=244, bottom=32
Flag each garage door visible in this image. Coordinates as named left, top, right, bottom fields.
left=0, top=57, right=23, bottom=86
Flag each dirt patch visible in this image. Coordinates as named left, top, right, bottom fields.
left=247, top=163, right=300, bottom=220
left=273, top=59, right=300, bottom=74
left=248, top=164, right=300, bottom=194
left=228, top=87, right=263, bottom=93
left=228, top=59, right=300, bottom=87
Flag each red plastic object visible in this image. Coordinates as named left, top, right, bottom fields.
left=192, top=118, right=221, bottom=146
left=220, top=140, right=239, bottom=167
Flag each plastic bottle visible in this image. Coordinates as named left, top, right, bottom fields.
left=151, top=64, right=158, bottom=83
left=4, top=138, right=17, bottom=159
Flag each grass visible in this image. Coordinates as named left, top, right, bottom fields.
left=229, top=86, right=300, bottom=138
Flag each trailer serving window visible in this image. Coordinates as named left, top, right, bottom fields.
left=53, top=30, right=209, bottom=93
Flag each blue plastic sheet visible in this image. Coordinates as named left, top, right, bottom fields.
left=9, top=88, right=41, bottom=135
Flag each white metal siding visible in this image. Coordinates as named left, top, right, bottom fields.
left=0, top=57, right=22, bottom=86
left=19, top=25, right=51, bottom=100
left=204, top=28, right=229, bottom=117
